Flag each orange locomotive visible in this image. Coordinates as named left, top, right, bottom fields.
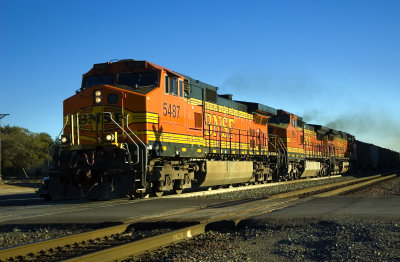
left=46, top=59, right=353, bottom=200
left=268, top=110, right=353, bottom=179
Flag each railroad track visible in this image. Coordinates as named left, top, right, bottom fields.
left=0, top=175, right=345, bottom=224
left=0, top=173, right=396, bottom=262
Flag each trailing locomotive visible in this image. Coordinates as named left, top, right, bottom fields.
left=43, top=59, right=399, bottom=200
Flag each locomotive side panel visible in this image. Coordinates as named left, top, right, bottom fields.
left=203, top=102, right=269, bottom=156
left=145, top=70, right=196, bottom=157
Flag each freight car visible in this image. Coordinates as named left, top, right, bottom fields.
left=42, top=59, right=395, bottom=200
left=352, top=140, right=400, bottom=171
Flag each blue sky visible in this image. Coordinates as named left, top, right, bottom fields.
left=1, top=0, right=399, bottom=151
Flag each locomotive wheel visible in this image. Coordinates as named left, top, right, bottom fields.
left=135, top=192, right=150, bottom=199
left=174, top=189, right=183, bottom=195
left=155, top=191, right=164, bottom=197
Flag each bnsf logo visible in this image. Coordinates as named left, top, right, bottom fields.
left=66, top=106, right=131, bottom=132
left=204, top=113, right=234, bottom=138
left=75, top=112, right=125, bottom=132
left=78, top=112, right=123, bottom=125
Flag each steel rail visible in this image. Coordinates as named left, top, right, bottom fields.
left=0, top=224, right=130, bottom=261
left=267, top=174, right=383, bottom=200
left=229, top=173, right=398, bottom=222
left=0, top=173, right=395, bottom=261
left=165, top=174, right=345, bottom=199
left=64, top=223, right=207, bottom=262
left=61, top=174, right=397, bottom=262
left=316, top=174, right=397, bottom=197
left=63, top=198, right=299, bottom=262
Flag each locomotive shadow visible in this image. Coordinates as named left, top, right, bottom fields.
left=0, top=195, right=94, bottom=207
left=151, top=123, right=163, bottom=155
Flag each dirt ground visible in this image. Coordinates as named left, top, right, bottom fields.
left=0, top=179, right=40, bottom=195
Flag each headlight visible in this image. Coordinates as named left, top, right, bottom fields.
left=61, top=135, right=70, bottom=144
left=94, top=90, right=103, bottom=104
left=105, top=134, right=115, bottom=141
left=41, top=177, right=49, bottom=189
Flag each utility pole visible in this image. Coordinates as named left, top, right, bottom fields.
left=0, top=114, right=10, bottom=183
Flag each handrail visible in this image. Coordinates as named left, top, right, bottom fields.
left=76, top=113, right=80, bottom=145
left=267, top=134, right=287, bottom=169
left=204, top=123, right=273, bottom=155
left=276, top=136, right=287, bottom=166
left=268, top=135, right=279, bottom=151
left=124, top=114, right=148, bottom=176
left=47, top=114, right=72, bottom=167
left=48, top=112, right=148, bottom=190
left=124, top=114, right=147, bottom=149
left=103, top=112, right=140, bottom=166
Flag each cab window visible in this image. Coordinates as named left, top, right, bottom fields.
left=82, top=74, right=114, bottom=90
left=179, top=79, right=183, bottom=97
left=290, top=117, right=297, bottom=127
left=170, top=78, right=177, bottom=95
left=117, top=72, right=159, bottom=89
left=164, top=75, right=179, bottom=96
left=164, top=75, right=169, bottom=93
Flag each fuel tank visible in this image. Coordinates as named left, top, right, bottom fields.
left=194, top=160, right=253, bottom=187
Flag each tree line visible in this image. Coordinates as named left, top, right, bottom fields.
left=0, top=125, right=53, bottom=178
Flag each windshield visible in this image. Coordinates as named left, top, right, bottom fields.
left=82, top=74, right=115, bottom=90
left=117, top=72, right=159, bottom=89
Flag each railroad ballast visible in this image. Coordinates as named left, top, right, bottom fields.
left=41, top=59, right=400, bottom=200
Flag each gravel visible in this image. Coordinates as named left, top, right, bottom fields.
left=132, top=217, right=400, bottom=262
left=0, top=223, right=117, bottom=249
left=0, top=175, right=358, bottom=250
left=192, top=175, right=357, bottom=201
left=0, top=222, right=195, bottom=259
left=346, top=176, right=400, bottom=196
left=2, top=174, right=398, bottom=261
left=132, top=176, right=400, bottom=262
left=38, top=223, right=186, bottom=261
